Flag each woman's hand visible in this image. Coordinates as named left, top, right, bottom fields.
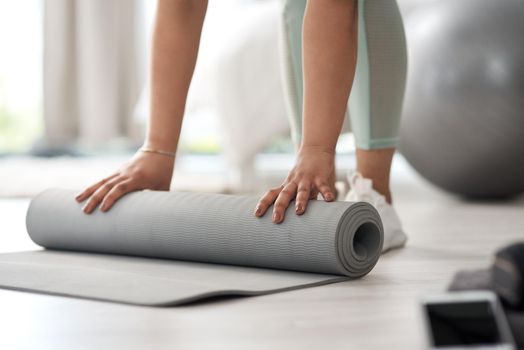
left=75, top=151, right=175, bottom=214
left=254, top=146, right=337, bottom=223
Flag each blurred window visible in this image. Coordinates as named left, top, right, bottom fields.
left=0, top=0, right=43, bottom=154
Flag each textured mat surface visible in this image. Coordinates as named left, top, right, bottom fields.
left=0, top=189, right=383, bottom=306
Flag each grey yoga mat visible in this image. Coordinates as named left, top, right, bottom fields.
left=0, top=189, right=383, bottom=306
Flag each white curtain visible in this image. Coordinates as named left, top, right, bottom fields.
left=43, top=0, right=145, bottom=150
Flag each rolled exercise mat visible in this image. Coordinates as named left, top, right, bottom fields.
left=0, top=189, right=383, bottom=306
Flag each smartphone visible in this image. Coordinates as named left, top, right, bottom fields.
left=421, top=291, right=515, bottom=349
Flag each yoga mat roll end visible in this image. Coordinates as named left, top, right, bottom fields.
left=336, top=202, right=383, bottom=278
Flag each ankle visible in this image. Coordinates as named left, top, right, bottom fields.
left=355, top=148, right=395, bottom=204
left=355, top=173, right=392, bottom=203
left=369, top=184, right=391, bottom=204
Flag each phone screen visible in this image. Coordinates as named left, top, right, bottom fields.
left=426, top=301, right=502, bottom=346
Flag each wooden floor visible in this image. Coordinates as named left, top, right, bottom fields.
left=1, top=163, right=523, bottom=350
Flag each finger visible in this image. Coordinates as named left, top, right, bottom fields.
left=76, top=174, right=118, bottom=202
left=100, top=180, right=135, bottom=212
left=82, top=177, right=120, bottom=214
left=295, top=182, right=311, bottom=215
left=272, top=182, right=297, bottom=223
left=254, top=186, right=283, bottom=217
left=315, top=179, right=335, bottom=202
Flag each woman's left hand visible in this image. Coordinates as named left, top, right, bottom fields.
left=254, top=146, right=337, bottom=223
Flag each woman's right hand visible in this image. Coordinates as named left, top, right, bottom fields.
left=75, top=151, right=175, bottom=214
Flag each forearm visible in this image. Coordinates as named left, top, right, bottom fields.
left=146, top=0, right=208, bottom=152
left=301, top=0, right=357, bottom=154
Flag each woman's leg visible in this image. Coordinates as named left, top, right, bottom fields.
left=350, top=0, right=407, bottom=203
left=280, top=0, right=407, bottom=203
left=279, top=0, right=306, bottom=147
left=277, top=0, right=408, bottom=251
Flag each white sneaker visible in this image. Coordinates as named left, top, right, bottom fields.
left=345, top=171, right=408, bottom=253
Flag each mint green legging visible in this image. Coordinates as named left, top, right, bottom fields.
left=280, top=0, right=407, bottom=150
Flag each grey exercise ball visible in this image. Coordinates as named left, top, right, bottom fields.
left=399, top=0, right=524, bottom=198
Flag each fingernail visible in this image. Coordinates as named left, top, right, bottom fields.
left=326, top=193, right=333, bottom=201
left=254, top=206, right=261, bottom=216
left=82, top=205, right=90, bottom=214
left=272, top=212, right=280, bottom=223
left=101, top=203, right=107, bottom=212
left=296, top=204, right=303, bottom=213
